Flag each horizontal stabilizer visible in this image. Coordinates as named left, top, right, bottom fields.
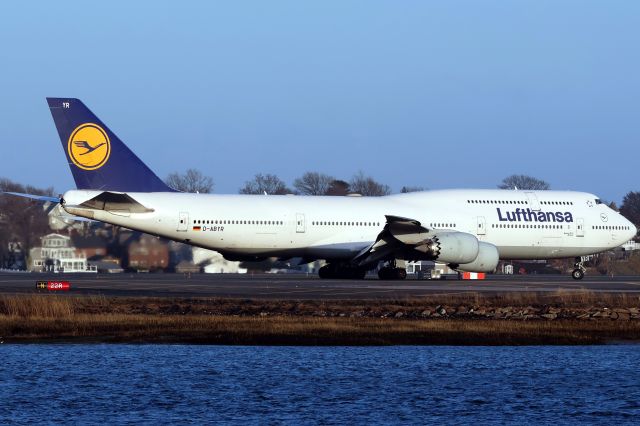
left=48, top=204, right=93, bottom=223
left=1, top=191, right=60, bottom=203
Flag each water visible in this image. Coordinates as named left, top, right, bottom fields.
left=1, top=345, right=639, bottom=425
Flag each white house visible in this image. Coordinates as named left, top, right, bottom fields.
left=29, top=233, right=96, bottom=273
left=622, top=240, right=640, bottom=252
left=192, top=248, right=247, bottom=274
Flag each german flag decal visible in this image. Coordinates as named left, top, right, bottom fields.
left=192, top=226, right=201, bottom=231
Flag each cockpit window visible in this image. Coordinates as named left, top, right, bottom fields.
left=595, top=199, right=602, bottom=205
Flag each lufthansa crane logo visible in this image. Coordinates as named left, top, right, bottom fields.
left=67, top=123, right=111, bottom=170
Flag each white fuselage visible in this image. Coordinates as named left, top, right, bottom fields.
left=62, top=189, right=636, bottom=262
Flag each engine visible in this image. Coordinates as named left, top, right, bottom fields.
left=415, top=232, right=479, bottom=264
left=454, top=242, right=499, bottom=273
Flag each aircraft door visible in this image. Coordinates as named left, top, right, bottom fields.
left=576, top=218, right=584, bottom=237
left=296, top=213, right=306, bottom=233
left=476, top=216, right=486, bottom=236
left=525, top=192, right=540, bottom=211
left=177, top=212, right=189, bottom=232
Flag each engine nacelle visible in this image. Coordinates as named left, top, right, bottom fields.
left=455, top=242, right=499, bottom=273
left=416, top=232, right=479, bottom=264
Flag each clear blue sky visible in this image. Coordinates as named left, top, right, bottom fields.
left=0, top=1, right=638, bottom=203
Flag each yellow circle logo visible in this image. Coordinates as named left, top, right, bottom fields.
left=67, top=123, right=111, bottom=170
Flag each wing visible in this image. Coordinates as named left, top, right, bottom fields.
left=352, top=215, right=434, bottom=267
left=351, top=215, right=477, bottom=267
left=74, top=141, right=91, bottom=149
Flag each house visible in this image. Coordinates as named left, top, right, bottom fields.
left=3, top=241, right=26, bottom=270
left=175, top=260, right=201, bottom=274
left=127, top=234, right=169, bottom=272
left=72, top=235, right=108, bottom=259
left=193, top=248, right=246, bottom=274
left=88, top=259, right=124, bottom=273
left=622, top=240, right=640, bottom=252
left=29, top=233, right=96, bottom=273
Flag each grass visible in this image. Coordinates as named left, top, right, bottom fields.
left=3, top=315, right=640, bottom=345
left=1, top=293, right=639, bottom=345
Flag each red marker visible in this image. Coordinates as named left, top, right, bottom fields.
left=36, top=281, right=71, bottom=291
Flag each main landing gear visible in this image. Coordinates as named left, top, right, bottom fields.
left=318, top=263, right=367, bottom=279
left=572, top=257, right=586, bottom=280
left=318, top=260, right=408, bottom=280
left=377, top=260, right=407, bottom=280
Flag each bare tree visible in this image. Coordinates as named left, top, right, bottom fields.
left=166, top=169, right=214, bottom=193
left=239, top=173, right=291, bottom=195
left=349, top=171, right=391, bottom=196
left=0, top=178, right=54, bottom=264
left=400, top=186, right=425, bottom=193
left=498, top=175, right=550, bottom=190
left=293, top=172, right=334, bottom=195
left=620, top=191, right=640, bottom=239
left=325, top=180, right=351, bottom=196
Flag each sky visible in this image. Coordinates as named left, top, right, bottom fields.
left=0, top=1, right=638, bottom=203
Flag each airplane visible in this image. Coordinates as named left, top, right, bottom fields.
left=3, top=98, right=637, bottom=280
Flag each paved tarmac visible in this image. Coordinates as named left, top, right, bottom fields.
left=1, top=272, right=640, bottom=299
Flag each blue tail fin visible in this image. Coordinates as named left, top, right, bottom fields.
left=47, top=98, right=173, bottom=192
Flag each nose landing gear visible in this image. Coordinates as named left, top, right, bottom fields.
left=571, top=257, right=586, bottom=280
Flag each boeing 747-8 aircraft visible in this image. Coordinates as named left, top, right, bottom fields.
left=5, top=98, right=637, bottom=279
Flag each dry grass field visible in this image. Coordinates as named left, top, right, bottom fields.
left=1, top=293, right=639, bottom=345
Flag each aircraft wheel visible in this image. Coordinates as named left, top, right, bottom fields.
left=378, top=267, right=407, bottom=280
left=378, top=267, right=392, bottom=280
left=318, top=265, right=334, bottom=279
left=571, top=269, right=584, bottom=280
left=320, top=264, right=366, bottom=279
left=353, top=268, right=367, bottom=279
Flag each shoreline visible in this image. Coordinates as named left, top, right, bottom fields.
left=2, top=293, right=640, bottom=345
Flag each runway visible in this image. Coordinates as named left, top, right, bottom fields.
left=1, top=272, right=640, bottom=299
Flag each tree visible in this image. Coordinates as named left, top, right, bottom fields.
left=165, top=169, right=214, bottom=193
left=239, top=173, right=291, bottom=195
left=620, top=191, right=640, bottom=239
left=400, top=186, right=425, bottom=193
left=293, top=172, right=334, bottom=195
left=498, top=175, right=550, bottom=190
left=325, top=180, right=351, bottom=196
left=349, top=171, right=391, bottom=196
left=0, top=178, right=54, bottom=266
